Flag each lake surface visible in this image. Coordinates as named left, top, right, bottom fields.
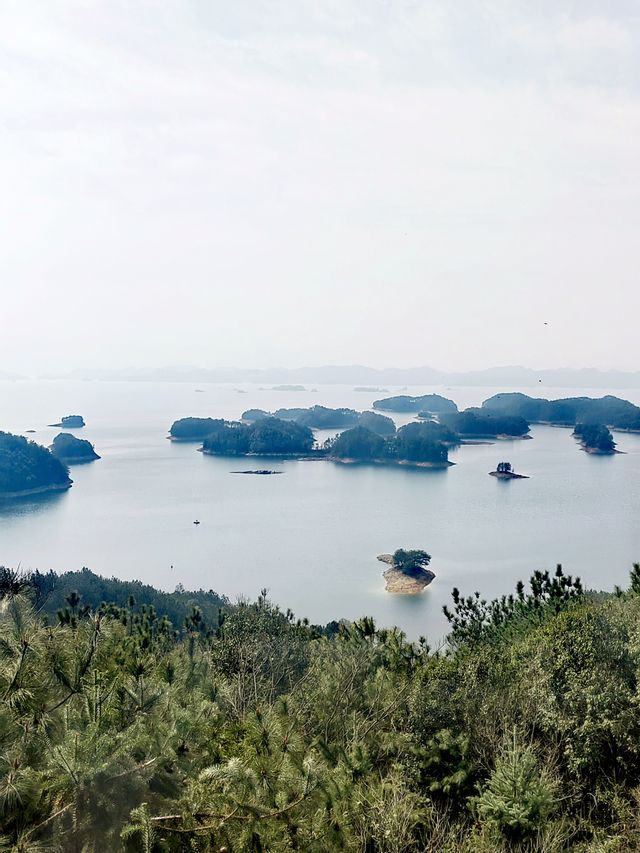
left=1, top=380, right=639, bottom=643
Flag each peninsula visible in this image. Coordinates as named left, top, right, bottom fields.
left=573, top=423, right=618, bottom=454
left=0, top=431, right=72, bottom=497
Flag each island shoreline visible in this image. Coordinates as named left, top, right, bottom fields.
left=0, top=482, right=72, bottom=499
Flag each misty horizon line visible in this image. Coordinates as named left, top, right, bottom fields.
left=3, top=363, right=640, bottom=389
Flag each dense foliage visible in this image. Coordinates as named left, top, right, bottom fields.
left=274, top=406, right=360, bottom=429
left=330, top=426, right=386, bottom=460
left=391, top=424, right=450, bottom=464
left=0, top=431, right=72, bottom=494
left=248, top=418, right=315, bottom=454
left=241, top=409, right=270, bottom=422
left=245, top=407, right=396, bottom=436
left=373, top=394, right=458, bottom=413
left=50, top=432, right=100, bottom=462
left=30, top=567, right=228, bottom=629
left=482, top=393, right=640, bottom=430
left=329, top=424, right=450, bottom=465
left=573, top=423, right=616, bottom=452
left=4, top=563, right=640, bottom=850
left=440, top=409, right=531, bottom=438
left=395, top=420, right=458, bottom=445
left=392, top=548, right=432, bottom=576
left=169, top=418, right=227, bottom=441
left=356, top=411, right=396, bottom=436
left=202, top=418, right=314, bottom=456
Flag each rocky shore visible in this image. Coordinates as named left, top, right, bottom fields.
left=377, top=554, right=435, bottom=594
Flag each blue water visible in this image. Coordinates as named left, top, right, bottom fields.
left=1, top=380, right=639, bottom=643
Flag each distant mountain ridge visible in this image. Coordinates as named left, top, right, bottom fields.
left=43, top=364, right=640, bottom=388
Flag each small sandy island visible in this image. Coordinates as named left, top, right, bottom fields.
left=489, top=470, right=529, bottom=479
left=377, top=554, right=435, bottom=594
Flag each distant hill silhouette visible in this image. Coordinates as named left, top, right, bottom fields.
left=42, top=364, right=640, bottom=389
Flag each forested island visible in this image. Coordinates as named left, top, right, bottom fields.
left=197, top=416, right=452, bottom=467
left=328, top=422, right=451, bottom=467
left=6, top=561, right=640, bottom=849
left=172, top=391, right=638, bottom=473
left=202, top=418, right=315, bottom=456
left=440, top=409, right=531, bottom=439
left=48, top=414, right=85, bottom=428
left=50, top=432, right=100, bottom=463
left=489, top=461, right=529, bottom=479
left=482, top=392, right=640, bottom=430
left=241, top=405, right=396, bottom=435
left=573, top=422, right=617, bottom=454
left=169, top=417, right=227, bottom=441
left=0, top=432, right=72, bottom=496
left=373, top=393, right=458, bottom=413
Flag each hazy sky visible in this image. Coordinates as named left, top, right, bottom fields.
left=1, top=1, right=639, bottom=374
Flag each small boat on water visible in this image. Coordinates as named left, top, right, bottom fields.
left=193, top=519, right=200, bottom=525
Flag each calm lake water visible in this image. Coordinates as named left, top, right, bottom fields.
left=1, top=380, right=639, bottom=643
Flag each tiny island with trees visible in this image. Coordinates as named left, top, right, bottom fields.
left=48, top=415, right=86, bottom=428
left=50, top=433, right=101, bottom=464
left=377, top=548, right=435, bottom=593
left=489, top=461, right=529, bottom=480
left=0, top=432, right=72, bottom=497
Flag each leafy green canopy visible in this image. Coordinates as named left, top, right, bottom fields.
left=168, top=417, right=227, bottom=440
left=2, top=563, right=640, bottom=850
left=274, top=405, right=360, bottom=428
left=443, top=564, right=583, bottom=647
left=573, top=422, right=616, bottom=452
left=329, top=424, right=450, bottom=464
left=202, top=417, right=314, bottom=456
left=392, top=549, right=432, bottom=576
left=50, top=432, right=100, bottom=460
left=373, top=393, right=458, bottom=413
left=482, top=392, right=640, bottom=429
left=0, top=431, right=71, bottom=493
left=440, top=409, right=530, bottom=437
